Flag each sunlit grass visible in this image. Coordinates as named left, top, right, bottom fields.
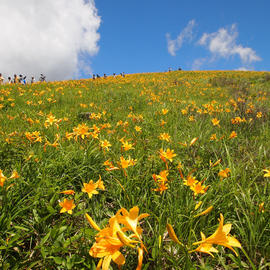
left=0, top=71, right=269, bottom=269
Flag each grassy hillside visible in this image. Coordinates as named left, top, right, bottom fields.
left=0, top=71, right=269, bottom=269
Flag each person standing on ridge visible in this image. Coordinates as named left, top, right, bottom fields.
left=0, top=73, right=4, bottom=85
left=13, top=74, right=18, bottom=83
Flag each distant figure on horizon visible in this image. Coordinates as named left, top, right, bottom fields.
left=8, top=77, right=12, bottom=84
left=13, top=74, right=18, bottom=83
left=19, top=74, right=23, bottom=84
left=0, top=73, right=4, bottom=85
left=113, top=73, right=116, bottom=78
left=92, top=74, right=96, bottom=80
left=39, top=74, right=46, bottom=82
left=104, top=74, right=107, bottom=79
left=96, top=74, right=100, bottom=79
left=178, top=67, right=182, bottom=71
left=23, top=76, right=27, bottom=85
left=31, top=77, right=35, bottom=84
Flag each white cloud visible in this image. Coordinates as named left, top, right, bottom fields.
left=198, top=24, right=261, bottom=64
left=166, top=20, right=196, bottom=56
left=0, top=0, right=100, bottom=81
left=191, top=58, right=207, bottom=70
left=235, top=67, right=251, bottom=71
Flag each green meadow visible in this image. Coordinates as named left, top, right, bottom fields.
left=0, top=71, right=269, bottom=269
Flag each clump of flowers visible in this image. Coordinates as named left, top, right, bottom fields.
left=218, top=168, right=231, bottom=180
left=167, top=214, right=241, bottom=257
left=152, top=170, right=169, bottom=194
left=82, top=176, right=105, bottom=198
left=192, top=213, right=241, bottom=256
left=86, top=206, right=149, bottom=270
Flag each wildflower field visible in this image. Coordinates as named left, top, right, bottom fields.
left=0, top=71, right=269, bottom=269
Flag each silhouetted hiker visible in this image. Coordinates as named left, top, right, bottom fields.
left=13, top=74, right=18, bottom=83
left=39, top=74, right=46, bottom=82
left=0, top=73, right=4, bottom=84
left=18, top=74, right=23, bottom=83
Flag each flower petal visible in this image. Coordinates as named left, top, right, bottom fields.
left=166, top=223, right=182, bottom=245
left=111, top=251, right=125, bottom=266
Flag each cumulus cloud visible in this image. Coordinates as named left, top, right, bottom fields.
left=166, top=20, right=196, bottom=56
left=0, top=0, right=100, bottom=81
left=234, top=67, right=251, bottom=71
left=198, top=24, right=261, bottom=64
left=191, top=58, right=207, bottom=70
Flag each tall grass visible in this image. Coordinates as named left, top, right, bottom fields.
left=0, top=71, right=269, bottom=269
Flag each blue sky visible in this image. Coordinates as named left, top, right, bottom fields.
left=0, top=0, right=269, bottom=80
left=89, top=0, right=270, bottom=77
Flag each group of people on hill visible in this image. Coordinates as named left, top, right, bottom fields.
left=0, top=73, right=46, bottom=85
left=92, top=72, right=125, bottom=80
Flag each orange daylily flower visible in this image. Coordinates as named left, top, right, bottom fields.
left=100, top=139, right=112, bottom=151
left=258, top=202, right=265, bottom=213
left=121, top=140, right=134, bottom=151
left=211, top=118, right=220, bottom=126
left=9, top=170, right=20, bottom=179
left=183, top=175, right=198, bottom=187
left=190, top=182, right=209, bottom=196
left=263, top=169, right=270, bottom=177
left=87, top=207, right=148, bottom=270
left=159, top=148, right=177, bottom=162
left=193, top=214, right=241, bottom=256
left=97, top=175, right=105, bottom=190
left=118, top=156, right=136, bottom=169
left=0, top=170, right=7, bottom=187
left=229, top=131, right=237, bottom=139
left=191, top=232, right=218, bottom=257
left=153, top=182, right=168, bottom=194
left=116, top=206, right=149, bottom=240
left=161, top=108, right=168, bottom=115
left=82, top=180, right=99, bottom=198
left=218, top=168, right=231, bottom=179
left=158, top=133, right=171, bottom=142
left=59, top=199, right=76, bottom=214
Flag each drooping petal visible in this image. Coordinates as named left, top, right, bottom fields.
left=222, top=244, right=239, bottom=256
left=102, top=255, right=112, bottom=270
left=116, top=230, right=138, bottom=248
left=166, top=223, right=182, bottom=245
left=194, top=206, right=213, bottom=218
left=222, top=224, right=232, bottom=235
left=96, top=258, right=103, bottom=270
left=111, top=251, right=125, bottom=266
left=227, top=236, right=241, bottom=248
left=129, top=206, right=139, bottom=220
left=136, top=247, right=144, bottom=270
left=85, top=213, right=101, bottom=231
left=138, top=213, right=150, bottom=221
